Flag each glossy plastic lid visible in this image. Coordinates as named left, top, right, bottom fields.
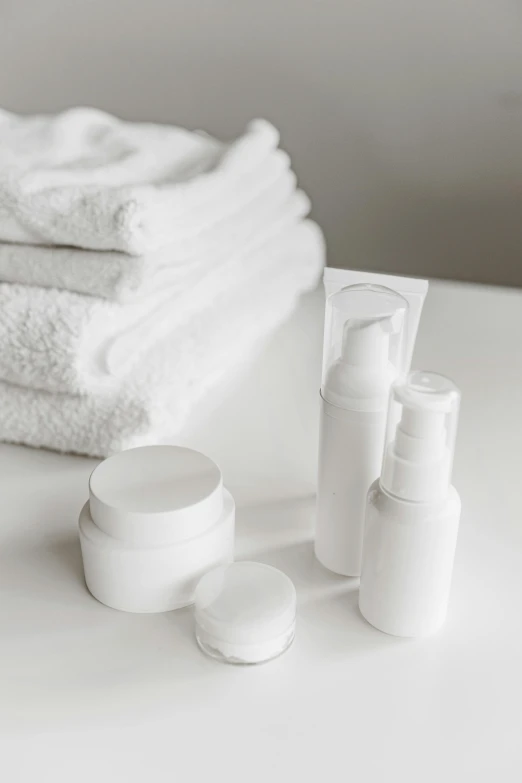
left=89, top=445, right=224, bottom=545
left=322, top=284, right=409, bottom=411
left=194, top=561, right=297, bottom=648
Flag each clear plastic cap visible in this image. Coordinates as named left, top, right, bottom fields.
left=194, top=562, right=296, bottom=665
left=380, top=371, right=461, bottom=502
left=321, top=284, right=409, bottom=411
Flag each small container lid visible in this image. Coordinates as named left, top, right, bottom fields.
left=194, top=562, right=297, bottom=647
left=89, top=445, right=224, bottom=545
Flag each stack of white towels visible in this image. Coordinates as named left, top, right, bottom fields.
left=0, top=108, right=324, bottom=456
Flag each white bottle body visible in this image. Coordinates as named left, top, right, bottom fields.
left=359, top=481, right=461, bottom=637
left=315, top=396, right=387, bottom=576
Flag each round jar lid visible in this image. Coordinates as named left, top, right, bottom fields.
left=89, top=445, right=224, bottom=545
left=194, top=562, right=296, bottom=664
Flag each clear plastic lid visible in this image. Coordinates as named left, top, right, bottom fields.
left=194, top=562, right=296, bottom=664
left=380, top=370, right=461, bottom=502
left=321, top=284, right=409, bottom=411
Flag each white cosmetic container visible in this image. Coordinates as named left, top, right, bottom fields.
left=315, top=284, right=409, bottom=576
left=359, top=371, right=461, bottom=637
left=79, top=445, right=235, bottom=613
left=194, top=562, right=296, bottom=665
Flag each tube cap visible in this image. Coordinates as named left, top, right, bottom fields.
left=321, top=284, right=408, bottom=411
left=194, top=562, right=296, bottom=664
left=380, top=371, right=461, bottom=502
left=89, top=445, right=224, bottom=545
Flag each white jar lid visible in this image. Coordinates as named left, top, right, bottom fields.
left=194, top=562, right=296, bottom=664
left=89, top=445, right=223, bottom=546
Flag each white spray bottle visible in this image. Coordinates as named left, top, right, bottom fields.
left=359, top=371, right=461, bottom=636
left=315, top=284, right=408, bottom=576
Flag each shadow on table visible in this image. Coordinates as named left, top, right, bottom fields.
left=45, top=531, right=86, bottom=587
left=0, top=530, right=86, bottom=605
left=255, top=539, right=401, bottom=659
left=232, top=494, right=404, bottom=658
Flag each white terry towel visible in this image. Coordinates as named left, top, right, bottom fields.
left=0, top=222, right=325, bottom=457
left=0, top=169, right=307, bottom=302
left=0, top=210, right=312, bottom=395
left=0, top=107, right=285, bottom=254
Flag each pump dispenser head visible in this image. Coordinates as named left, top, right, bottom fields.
left=380, top=371, right=461, bottom=502
left=321, top=284, right=408, bottom=411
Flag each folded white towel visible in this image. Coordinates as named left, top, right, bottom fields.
left=0, top=209, right=312, bottom=395
left=0, top=107, right=284, bottom=254
left=0, top=221, right=324, bottom=457
left=0, top=169, right=307, bottom=302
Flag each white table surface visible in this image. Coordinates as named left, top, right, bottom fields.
left=1, top=280, right=521, bottom=782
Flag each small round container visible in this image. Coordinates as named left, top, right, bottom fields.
left=79, top=445, right=235, bottom=613
left=194, top=562, right=297, bottom=665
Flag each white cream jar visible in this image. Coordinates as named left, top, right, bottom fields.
left=79, top=445, right=235, bottom=613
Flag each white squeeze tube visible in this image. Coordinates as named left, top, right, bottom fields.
left=315, top=284, right=409, bottom=576
left=359, top=371, right=461, bottom=637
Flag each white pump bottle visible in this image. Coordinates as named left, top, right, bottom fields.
left=315, top=284, right=408, bottom=576
left=359, top=370, right=461, bottom=637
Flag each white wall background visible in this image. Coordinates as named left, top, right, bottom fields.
left=1, top=0, right=521, bottom=285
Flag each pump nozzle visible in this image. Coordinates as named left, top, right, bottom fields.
left=324, top=313, right=405, bottom=410
left=321, top=284, right=408, bottom=411
left=380, top=371, right=461, bottom=502
left=341, top=316, right=393, bottom=369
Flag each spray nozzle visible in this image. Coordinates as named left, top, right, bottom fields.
left=399, top=405, right=445, bottom=439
